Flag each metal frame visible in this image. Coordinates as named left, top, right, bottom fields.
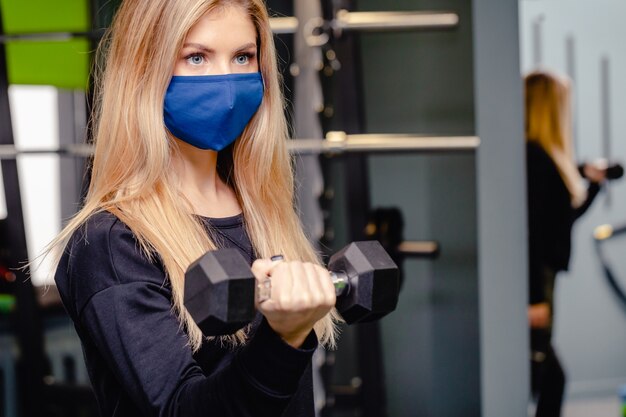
left=0, top=134, right=478, bottom=159
left=0, top=10, right=458, bottom=43
left=270, top=10, right=458, bottom=35
left=594, top=223, right=626, bottom=307
left=0, top=30, right=104, bottom=43
left=288, top=133, right=479, bottom=154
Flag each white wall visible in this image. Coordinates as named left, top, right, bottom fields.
left=8, top=85, right=61, bottom=286
left=520, top=0, right=626, bottom=397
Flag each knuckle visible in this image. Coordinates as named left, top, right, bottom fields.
left=250, top=259, right=264, bottom=271
left=323, top=293, right=335, bottom=307
left=279, top=295, right=293, bottom=310
left=273, top=262, right=289, bottom=278
left=313, top=264, right=327, bottom=275
left=308, top=292, right=323, bottom=307
left=299, top=292, right=312, bottom=307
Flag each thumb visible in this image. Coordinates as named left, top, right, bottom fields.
left=251, top=256, right=284, bottom=281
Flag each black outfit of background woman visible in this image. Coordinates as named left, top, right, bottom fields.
left=527, top=141, right=602, bottom=417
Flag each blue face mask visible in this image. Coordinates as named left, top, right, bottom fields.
left=163, top=72, right=264, bottom=151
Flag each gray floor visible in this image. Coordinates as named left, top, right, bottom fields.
left=563, top=396, right=622, bottom=417
left=530, top=396, right=622, bottom=417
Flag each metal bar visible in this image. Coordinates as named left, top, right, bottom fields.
left=0, top=134, right=479, bottom=159
left=0, top=144, right=93, bottom=159
left=0, top=29, right=105, bottom=43
left=288, top=133, right=480, bottom=154
left=0, top=11, right=457, bottom=43
left=334, top=10, right=459, bottom=32
left=269, top=16, right=299, bottom=34
left=397, top=240, right=440, bottom=258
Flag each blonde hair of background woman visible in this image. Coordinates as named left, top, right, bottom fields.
left=525, top=70, right=587, bottom=207
left=47, top=0, right=339, bottom=351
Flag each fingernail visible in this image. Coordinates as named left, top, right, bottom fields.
left=271, top=254, right=284, bottom=262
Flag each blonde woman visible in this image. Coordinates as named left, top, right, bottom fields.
left=51, top=1, right=339, bottom=416
left=525, top=70, right=606, bottom=417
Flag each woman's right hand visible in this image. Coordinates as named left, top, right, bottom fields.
left=528, top=303, right=551, bottom=329
left=251, top=258, right=336, bottom=348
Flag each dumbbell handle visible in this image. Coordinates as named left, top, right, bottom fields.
left=257, top=271, right=349, bottom=303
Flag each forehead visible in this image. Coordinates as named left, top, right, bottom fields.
left=185, top=5, right=257, bottom=46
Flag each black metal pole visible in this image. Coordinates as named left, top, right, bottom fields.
left=319, top=1, right=388, bottom=416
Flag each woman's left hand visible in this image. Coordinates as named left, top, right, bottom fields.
left=528, top=303, right=551, bottom=329
left=583, top=161, right=608, bottom=183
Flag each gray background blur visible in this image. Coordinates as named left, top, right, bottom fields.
left=520, top=0, right=626, bottom=400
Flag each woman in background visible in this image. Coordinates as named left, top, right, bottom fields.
left=525, top=70, right=607, bottom=417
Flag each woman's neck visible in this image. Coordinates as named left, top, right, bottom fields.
left=171, top=138, right=242, bottom=218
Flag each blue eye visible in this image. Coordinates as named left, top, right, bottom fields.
left=235, top=54, right=249, bottom=65
left=186, top=54, right=204, bottom=65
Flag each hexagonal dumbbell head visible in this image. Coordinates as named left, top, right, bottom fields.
left=184, top=248, right=256, bottom=336
left=329, top=241, right=400, bottom=324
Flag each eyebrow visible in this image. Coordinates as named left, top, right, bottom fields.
left=182, top=42, right=257, bottom=54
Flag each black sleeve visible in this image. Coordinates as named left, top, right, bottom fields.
left=572, top=181, right=601, bottom=220
left=526, top=144, right=561, bottom=304
left=69, top=215, right=317, bottom=417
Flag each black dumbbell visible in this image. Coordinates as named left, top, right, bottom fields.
left=607, top=163, right=624, bottom=180
left=183, top=241, right=400, bottom=336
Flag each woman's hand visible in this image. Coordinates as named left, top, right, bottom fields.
left=251, top=258, right=336, bottom=348
left=528, top=303, right=551, bottom=329
left=583, top=161, right=608, bottom=183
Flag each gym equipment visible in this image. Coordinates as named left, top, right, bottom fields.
left=594, top=223, right=626, bottom=308
left=270, top=10, right=458, bottom=37
left=183, top=241, right=399, bottom=336
left=0, top=12, right=457, bottom=43
left=0, top=143, right=93, bottom=159
left=578, top=162, right=624, bottom=181
left=0, top=133, right=478, bottom=160
left=288, top=132, right=478, bottom=154
left=364, top=207, right=439, bottom=290
left=365, top=207, right=440, bottom=260
left=0, top=30, right=103, bottom=43
left=604, top=163, right=623, bottom=180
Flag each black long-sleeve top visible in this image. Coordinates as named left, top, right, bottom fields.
left=526, top=142, right=601, bottom=304
left=54, top=211, right=316, bottom=417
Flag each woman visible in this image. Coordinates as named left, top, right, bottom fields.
left=525, top=70, right=606, bottom=417
left=50, top=1, right=340, bottom=416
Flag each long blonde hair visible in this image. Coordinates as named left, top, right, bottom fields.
left=525, top=70, right=586, bottom=207
left=49, top=0, right=339, bottom=351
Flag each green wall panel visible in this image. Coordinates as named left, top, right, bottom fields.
left=1, top=0, right=91, bottom=88
left=5, top=40, right=91, bottom=89
left=0, top=0, right=89, bottom=33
